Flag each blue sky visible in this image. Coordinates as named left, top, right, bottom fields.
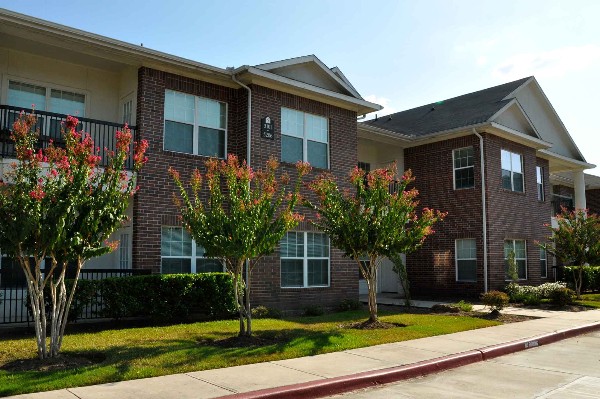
left=3, top=0, right=599, bottom=174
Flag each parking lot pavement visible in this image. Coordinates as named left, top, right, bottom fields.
left=329, top=331, right=600, bottom=399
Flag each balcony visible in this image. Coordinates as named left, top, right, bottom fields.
left=0, top=105, right=137, bottom=169
left=551, top=194, right=574, bottom=216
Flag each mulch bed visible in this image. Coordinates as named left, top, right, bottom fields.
left=1, top=352, right=105, bottom=372
left=341, top=320, right=407, bottom=330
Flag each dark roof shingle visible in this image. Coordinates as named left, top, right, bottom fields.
left=363, top=77, right=531, bottom=137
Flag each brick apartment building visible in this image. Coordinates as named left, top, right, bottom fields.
left=359, top=77, right=597, bottom=297
left=0, top=9, right=597, bottom=314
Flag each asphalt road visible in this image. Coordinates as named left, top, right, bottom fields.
left=329, top=331, right=600, bottom=398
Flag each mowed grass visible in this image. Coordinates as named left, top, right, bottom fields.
left=575, top=293, right=600, bottom=308
left=0, top=310, right=499, bottom=397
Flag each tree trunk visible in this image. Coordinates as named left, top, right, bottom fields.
left=575, top=267, right=583, bottom=299
left=21, top=256, right=48, bottom=359
left=367, top=256, right=378, bottom=323
left=244, top=266, right=252, bottom=337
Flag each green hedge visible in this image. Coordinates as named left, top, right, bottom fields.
left=563, top=266, right=600, bottom=292
left=28, top=273, right=236, bottom=323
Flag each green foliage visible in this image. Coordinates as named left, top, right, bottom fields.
left=541, top=209, right=600, bottom=297
left=549, top=287, right=575, bottom=307
left=303, top=305, right=325, bottom=317
left=506, top=250, right=519, bottom=282
left=505, top=282, right=568, bottom=303
left=522, top=294, right=542, bottom=306
left=170, top=155, right=310, bottom=336
left=451, top=300, right=473, bottom=312
left=305, top=164, right=445, bottom=322
left=336, top=299, right=363, bottom=312
left=251, top=306, right=282, bottom=319
left=98, top=273, right=236, bottom=321
left=481, top=290, right=509, bottom=312
left=564, top=266, right=600, bottom=292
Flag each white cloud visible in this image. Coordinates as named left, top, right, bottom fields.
left=492, top=45, right=600, bottom=80
left=363, top=94, right=399, bottom=120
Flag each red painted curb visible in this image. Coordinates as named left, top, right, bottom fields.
left=217, top=321, right=600, bottom=399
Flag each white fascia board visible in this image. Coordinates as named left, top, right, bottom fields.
left=235, top=67, right=382, bottom=114
left=538, top=149, right=595, bottom=170
left=488, top=122, right=551, bottom=149
left=254, top=55, right=363, bottom=100
left=330, top=67, right=363, bottom=100
left=358, top=124, right=413, bottom=143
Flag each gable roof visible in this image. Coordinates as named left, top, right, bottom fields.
left=362, top=77, right=531, bottom=137
left=254, top=55, right=364, bottom=100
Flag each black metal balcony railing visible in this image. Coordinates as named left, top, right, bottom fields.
left=551, top=194, right=574, bottom=216
left=0, top=105, right=137, bottom=169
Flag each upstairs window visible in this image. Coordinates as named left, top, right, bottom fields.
left=536, top=166, right=544, bottom=201
left=8, top=81, right=85, bottom=116
left=164, top=90, right=227, bottom=158
left=453, top=147, right=474, bottom=189
left=281, top=108, right=328, bottom=169
left=501, top=150, right=524, bottom=192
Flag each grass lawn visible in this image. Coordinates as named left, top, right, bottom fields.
left=575, top=293, right=600, bottom=308
left=0, top=310, right=499, bottom=397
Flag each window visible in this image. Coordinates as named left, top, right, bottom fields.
left=163, top=90, right=227, bottom=158
left=357, top=162, right=371, bottom=172
left=281, top=108, right=328, bottom=169
left=119, top=233, right=130, bottom=269
left=501, top=150, right=524, bottom=192
left=504, top=239, right=527, bottom=280
left=536, top=166, right=544, bottom=201
left=540, top=247, right=547, bottom=278
left=456, top=239, right=477, bottom=282
left=160, top=227, right=223, bottom=274
left=453, top=147, right=474, bottom=189
left=7, top=81, right=85, bottom=116
left=122, top=99, right=133, bottom=125
left=280, top=232, right=329, bottom=287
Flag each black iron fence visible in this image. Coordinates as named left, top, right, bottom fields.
left=0, top=267, right=151, bottom=324
left=0, top=104, right=138, bottom=169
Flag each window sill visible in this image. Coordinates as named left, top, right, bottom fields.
left=454, top=186, right=475, bottom=191
left=162, top=149, right=226, bottom=160
left=281, top=285, right=331, bottom=289
left=280, top=160, right=328, bottom=172
left=501, top=188, right=526, bottom=196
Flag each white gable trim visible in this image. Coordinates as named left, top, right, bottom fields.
left=487, top=98, right=542, bottom=139
left=501, top=76, right=535, bottom=100
left=255, top=55, right=363, bottom=100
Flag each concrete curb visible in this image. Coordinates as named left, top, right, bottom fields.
left=217, top=321, right=600, bottom=399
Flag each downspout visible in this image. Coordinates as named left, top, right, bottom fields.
left=473, top=128, right=488, bottom=293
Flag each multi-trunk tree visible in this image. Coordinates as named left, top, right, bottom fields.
left=170, top=155, right=310, bottom=337
left=540, top=208, right=600, bottom=298
left=306, top=165, right=445, bottom=324
left=0, top=112, right=147, bottom=358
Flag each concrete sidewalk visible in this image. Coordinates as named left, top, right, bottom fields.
left=9, top=308, right=600, bottom=399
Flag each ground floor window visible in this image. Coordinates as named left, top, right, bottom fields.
left=504, top=239, right=527, bottom=280
left=160, top=226, right=223, bottom=274
left=455, top=239, right=477, bottom=282
left=280, top=232, right=329, bottom=288
left=540, top=247, right=547, bottom=278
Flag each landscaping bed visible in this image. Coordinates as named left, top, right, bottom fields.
left=0, top=309, right=500, bottom=397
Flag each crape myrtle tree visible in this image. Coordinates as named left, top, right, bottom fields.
left=306, top=165, right=446, bottom=324
left=170, top=155, right=311, bottom=337
left=540, top=208, right=600, bottom=298
left=0, top=112, right=148, bottom=358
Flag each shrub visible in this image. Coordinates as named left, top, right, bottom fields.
left=522, top=294, right=542, bottom=306
left=550, top=287, right=575, bottom=307
left=452, top=300, right=473, bottom=312
left=564, top=266, right=600, bottom=292
left=251, top=305, right=282, bottom=319
left=505, top=282, right=568, bottom=303
left=303, top=305, right=324, bottom=317
left=337, top=299, right=363, bottom=312
left=481, top=290, right=509, bottom=312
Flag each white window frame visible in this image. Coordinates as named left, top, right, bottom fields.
left=4, top=77, right=87, bottom=116
left=160, top=226, right=224, bottom=274
left=536, top=166, right=544, bottom=201
left=540, top=246, right=547, bottom=279
left=163, top=90, right=228, bottom=158
left=501, top=149, right=524, bottom=192
left=452, top=147, right=475, bottom=190
left=281, top=107, right=329, bottom=169
left=455, top=239, right=477, bottom=282
left=280, top=232, right=330, bottom=288
left=504, top=239, right=528, bottom=281
left=119, top=233, right=130, bottom=269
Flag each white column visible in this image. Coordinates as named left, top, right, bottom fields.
left=573, top=169, right=587, bottom=210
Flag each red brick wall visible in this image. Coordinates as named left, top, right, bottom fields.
left=404, top=133, right=552, bottom=298
left=404, top=135, right=484, bottom=297
left=133, top=68, right=358, bottom=311
left=247, top=85, right=358, bottom=311
left=483, top=134, right=551, bottom=290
